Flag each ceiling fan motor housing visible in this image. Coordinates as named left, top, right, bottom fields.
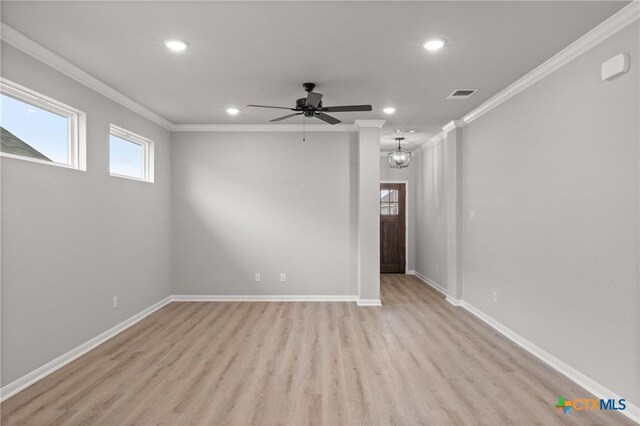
left=296, top=97, right=323, bottom=115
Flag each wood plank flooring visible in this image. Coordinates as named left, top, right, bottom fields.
left=1, top=275, right=634, bottom=425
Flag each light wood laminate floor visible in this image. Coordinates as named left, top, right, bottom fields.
left=1, top=275, right=633, bottom=425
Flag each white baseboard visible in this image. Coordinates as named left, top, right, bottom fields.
left=1, top=294, right=367, bottom=402
left=174, top=294, right=379, bottom=305
left=459, top=300, right=640, bottom=424
left=408, top=271, right=448, bottom=297
left=356, top=299, right=382, bottom=306
left=171, top=295, right=359, bottom=302
left=0, top=295, right=172, bottom=402
left=446, top=295, right=463, bottom=306
left=4, top=292, right=636, bottom=423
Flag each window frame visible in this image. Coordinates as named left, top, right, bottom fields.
left=380, top=189, right=400, bottom=216
left=0, top=78, right=86, bottom=170
left=109, top=124, right=154, bottom=183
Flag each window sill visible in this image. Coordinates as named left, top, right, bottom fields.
left=109, top=173, right=153, bottom=183
left=0, top=152, right=83, bottom=171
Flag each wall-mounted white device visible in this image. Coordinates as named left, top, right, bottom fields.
left=601, top=53, right=629, bottom=81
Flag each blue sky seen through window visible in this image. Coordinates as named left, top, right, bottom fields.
left=110, top=134, right=143, bottom=178
left=0, top=94, right=69, bottom=163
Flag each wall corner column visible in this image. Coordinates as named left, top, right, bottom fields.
left=443, top=120, right=464, bottom=302
left=354, top=119, right=385, bottom=306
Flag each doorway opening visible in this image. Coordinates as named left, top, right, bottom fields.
left=380, top=182, right=407, bottom=274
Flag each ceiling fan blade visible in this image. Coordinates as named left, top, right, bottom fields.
left=269, top=113, right=303, bottom=123
left=315, top=113, right=341, bottom=125
left=322, top=105, right=373, bottom=112
left=305, top=92, right=323, bottom=108
left=247, top=104, right=296, bottom=110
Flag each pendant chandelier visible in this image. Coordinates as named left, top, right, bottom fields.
left=388, top=137, right=412, bottom=168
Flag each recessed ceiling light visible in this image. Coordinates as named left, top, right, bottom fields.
left=422, top=38, right=446, bottom=52
left=164, top=39, right=189, bottom=52
left=226, top=107, right=240, bottom=115
left=383, top=107, right=396, bottom=114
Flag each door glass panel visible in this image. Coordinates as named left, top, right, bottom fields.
left=381, top=188, right=400, bottom=215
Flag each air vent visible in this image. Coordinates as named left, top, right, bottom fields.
left=447, top=89, right=477, bottom=100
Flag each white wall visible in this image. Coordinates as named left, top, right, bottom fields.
left=0, top=43, right=173, bottom=386
left=380, top=155, right=417, bottom=272
left=3, top=12, right=636, bottom=411
left=416, top=22, right=639, bottom=405
left=171, top=131, right=358, bottom=296
left=414, top=144, right=447, bottom=288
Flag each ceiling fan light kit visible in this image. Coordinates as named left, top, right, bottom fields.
left=247, top=82, right=373, bottom=126
left=389, top=137, right=412, bottom=169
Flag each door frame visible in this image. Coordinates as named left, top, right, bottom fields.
left=380, top=180, right=409, bottom=274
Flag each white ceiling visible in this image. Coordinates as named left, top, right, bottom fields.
left=0, top=1, right=628, bottom=149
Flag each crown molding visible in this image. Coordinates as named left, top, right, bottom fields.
left=5, top=2, right=636, bottom=135
left=461, top=2, right=639, bottom=126
left=0, top=22, right=380, bottom=133
left=421, top=131, right=446, bottom=151
left=171, top=123, right=358, bottom=132
left=442, top=120, right=464, bottom=133
left=442, top=122, right=455, bottom=133
left=420, top=2, right=638, bottom=150
left=0, top=23, right=174, bottom=130
left=354, top=119, right=386, bottom=129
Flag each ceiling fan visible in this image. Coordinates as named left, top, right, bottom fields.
left=247, top=83, right=372, bottom=125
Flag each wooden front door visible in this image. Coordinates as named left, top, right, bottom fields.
left=380, top=183, right=406, bottom=274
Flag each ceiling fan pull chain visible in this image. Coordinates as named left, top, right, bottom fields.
left=303, top=117, right=306, bottom=142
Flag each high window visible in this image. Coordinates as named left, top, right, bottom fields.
left=109, top=124, right=154, bottom=182
left=0, top=79, right=85, bottom=169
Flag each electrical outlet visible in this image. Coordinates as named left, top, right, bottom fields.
left=469, top=210, right=476, bottom=220
left=280, top=273, right=286, bottom=282
left=113, top=296, right=118, bottom=309
left=493, top=291, right=498, bottom=303
left=255, top=273, right=261, bottom=282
